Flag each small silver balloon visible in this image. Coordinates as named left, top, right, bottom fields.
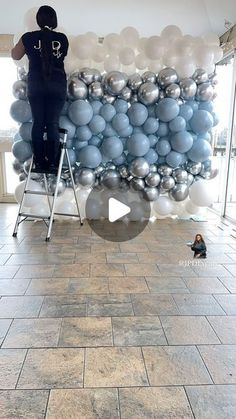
left=130, top=93, right=138, bottom=103
left=129, top=158, right=150, bottom=178
left=187, top=173, right=194, bottom=186
left=119, top=165, right=129, bottom=178
left=142, top=71, right=156, bottom=84
left=91, top=68, right=102, bottom=82
left=88, top=81, right=104, bottom=100
left=210, top=74, right=218, bottom=86
left=119, top=179, right=130, bottom=191
left=17, top=67, right=27, bottom=81
left=12, top=159, right=23, bottom=174
left=13, top=80, right=27, bottom=100
left=160, top=175, right=175, bottom=190
left=66, top=179, right=73, bottom=188
left=48, top=177, right=66, bottom=196
left=137, top=82, right=159, bottom=105
left=102, top=94, right=116, bottom=104
left=104, top=71, right=128, bottom=96
left=79, top=67, right=98, bottom=85
left=101, top=169, right=121, bottom=189
left=159, top=90, right=166, bottom=100
left=143, top=186, right=159, bottom=201
left=130, top=177, right=145, bottom=191
left=19, top=172, right=27, bottom=181
left=157, top=165, right=173, bottom=176
left=192, top=68, right=208, bottom=84
left=157, top=67, right=178, bottom=87
left=67, top=77, right=88, bottom=100
left=94, top=164, right=105, bottom=176
left=179, top=78, right=197, bottom=100
left=169, top=183, right=189, bottom=201
left=186, top=161, right=202, bottom=175
left=77, top=168, right=95, bottom=187
left=145, top=172, right=161, bottom=187
left=105, top=162, right=116, bottom=170
left=165, top=83, right=181, bottom=99
left=149, top=164, right=158, bottom=173
left=196, top=82, right=214, bottom=101
left=119, top=86, right=132, bottom=101
left=128, top=73, right=143, bottom=91
left=172, top=168, right=188, bottom=184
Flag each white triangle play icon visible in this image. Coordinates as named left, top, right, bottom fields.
left=108, top=198, right=131, bottom=223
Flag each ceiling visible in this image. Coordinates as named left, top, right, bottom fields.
left=0, top=0, right=235, bottom=37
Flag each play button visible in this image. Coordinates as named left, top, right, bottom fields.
left=108, top=198, right=130, bottom=222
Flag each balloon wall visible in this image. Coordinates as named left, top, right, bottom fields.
left=10, top=9, right=222, bottom=219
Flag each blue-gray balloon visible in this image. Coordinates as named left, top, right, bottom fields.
left=148, top=135, right=159, bottom=147
left=10, top=100, right=32, bottom=123
left=187, top=138, right=212, bottom=163
left=127, top=133, right=150, bottom=157
left=128, top=103, right=148, bottom=126
left=189, top=110, right=214, bottom=134
left=170, top=131, right=193, bottom=153
left=59, top=115, right=76, bottom=141
left=143, top=117, right=159, bottom=134
left=156, top=98, right=179, bottom=122
left=144, top=149, right=158, bottom=164
left=156, top=139, right=171, bottom=156
left=12, top=140, right=32, bottom=163
left=19, top=122, right=32, bottom=142
left=118, top=125, right=133, bottom=137
left=179, top=104, right=193, bottom=121
left=76, top=125, right=92, bottom=142
left=89, top=115, right=106, bottom=134
left=90, top=100, right=103, bottom=115
left=100, top=103, right=116, bottom=122
left=63, top=149, right=77, bottom=167
left=169, top=116, right=186, bottom=132
left=112, top=113, right=129, bottom=132
left=78, top=145, right=102, bottom=168
left=166, top=151, right=184, bottom=168
left=156, top=122, right=169, bottom=137
left=114, top=99, right=129, bottom=113
left=68, top=100, right=93, bottom=126
left=89, top=136, right=102, bottom=147
left=101, top=136, right=123, bottom=159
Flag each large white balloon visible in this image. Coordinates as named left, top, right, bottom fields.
left=189, top=179, right=215, bottom=207
left=154, top=196, right=174, bottom=216
left=120, top=27, right=139, bottom=48
left=14, top=180, right=44, bottom=208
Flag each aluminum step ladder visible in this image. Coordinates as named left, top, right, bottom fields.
left=13, top=128, right=83, bottom=241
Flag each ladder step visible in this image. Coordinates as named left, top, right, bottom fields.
left=54, top=212, right=80, bottom=218
left=19, top=212, right=50, bottom=220
left=25, top=190, right=54, bottom=196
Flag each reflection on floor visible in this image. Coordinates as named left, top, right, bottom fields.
left=0, top=203, right=236, bottom=418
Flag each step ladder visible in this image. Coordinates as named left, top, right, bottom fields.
left=12, top=128, right=83, bottom=241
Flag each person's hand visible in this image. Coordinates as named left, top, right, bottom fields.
left=195, top=254, right=200, bottom=258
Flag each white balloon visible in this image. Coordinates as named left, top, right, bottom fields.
left=85, top=31, right=98, bottom=46
left=120, top=27, right=139, bottom=48
left=163, top=49, right=178, bottom=67
left=161, top=25, right=182, bottom=41
left=119, top=47, right=135, bottom=65
left=92, top=44, right=107, bottom=63
left=56, top=200, right=77, bottom=216
left=189, top=179, right=215, bottom=207
left=76, top=188, right=91, bottom=218
left=15, top=180, right=44, bottom=208
left=138, top=37, right=148, bottom=52
left=135, top=53, right=149, bottom=70
left=185, top=199, right=201, bottom=215
left=212, top=45, right=223, bottom=63
left=104, top=55, right=121, bottom=72
left=145, top=36, right=165, bottom=60
left=122, top=63, right=136, bottom=75
left=203, top=32, right=220, bottom=46
left=70, top=35, right=93, bottom=60
left=64, top=52, right=80, bottom=74
left=154, top=196, right=173, bottom=216
left=175, top=59, right=195, bottom=78
left=194, top=45, right=214, bottom=66
left=148, top=60, right=163, bottom=73
left=23, top=7, right=38, bottom=31
left=103, top=33, right=124, bottom=53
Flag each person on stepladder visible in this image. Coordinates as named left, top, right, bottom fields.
left=11, top=5, right=68, bottom=173
left=190, top=234, right=207, bottom=258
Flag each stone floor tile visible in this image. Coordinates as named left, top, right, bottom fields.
left=132, top=294, right=179, bottom=316
left=87, top=301, right=133, bottom=316
left=186, top=385, right=236, bottom=419
left=119, top=387, right=194, bottom=419
left=158, top=264, right=196, bottom=276
left=0, top=296, right=43, bottom=318
left=14, top=265, right=54, bottom=279
left=0, top=319, right=12, bottom=345
left=222, top=264, right=236, bottom=276
left=191, top=264, right=233, bottom=277
left=0, top=266, right=19, bottom=279
left=46, top=388, right=119, bottom=419
left=146, top=276, right=189, bottom=293
left=0, top=349, right=26, bottom=389
left=0, top=389, right=49, bottom=419
left=90, top=263, right=125, bottom=277
left=74, top=252, right=106, bottom=263
left=125, top=264, right=160, bottom=276
left=137, top=252, right=170, bottom=264
left=106, top=253, right=138, bottom=263
left=109, top=276, right=149, bottom=293
left=160, top=316, right=220, bottom=345
left=0, top=254, right=11, bottom=265
left=184, top=276, right=230, bottom=294
left=172, top=294, right=225, bottom=315
left=84, top=347, right=148, bottom=387
left=17, top=348, right=84, bottom=389
left=2, top=318, right=61, bottom=348
left=91, top=243, right=120, bottom=253
left=0, top=279, right=30, bottom=296
left=39, top=296, right=87, bottom=318
left=58, top=317, right=112, bottom=347
left=218, top=277, right=236, bottom=293
left=198, top=345, right=236, bottom=384
left=26, top=278, right=70, bottom=295
left=207, top=316, right=236, bottom=344
left=143, top=346, right=212, bottom=386
left=6, top=253, right=74, bottom=265
left=213, top=295, right=236, bottom=315
left=68, top=277, right=109, bottom=294
left=53, top=264, right=89, bottom=278
left=119, top=243, right=149, bottom=253
left=112, top=316, right=167, bottom=346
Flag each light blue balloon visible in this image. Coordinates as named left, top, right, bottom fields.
left=12, top=140, right=32, bottom=163
left=90, top=100, right=103, bottom=115
left=89, top=136, right=102, bottom=147
left=63, top=148, right=77, bottom=167
left=166, top=151, right=184, bottom=168
left=179, top=104, right=193, bottom=121
left=118, top=125, right=133, bottom=137
left=158, top=156, right=166, bottom=164
left=13, top=132, right=22, bottom=142
left=68, top=100, right=93, bottom=126
left=144, top=149, right=158, bottom=164
left=198, top=101, right=214, bottom=112
left=211, top=112, right=220, bottom=127
left=128, top=103, right=148, bottom=126
left=113, top=153, right=127, bottom=165
left=156, top=98, right=179, bottom=122
left=155, top=138, right=171, bottom=156
left=114, top=99, right=128, bottom=113
left=100, top=103, right=116, bottom=121
left=143, top=117, right=159, bottom=134
left=171, top=131, right=193, bottom=153
left=198, top=133, right=211, bottom=142
left=103, top=123, right=117, bottom=137
left=147, top=105, right=156, bottom=117
left=156, top=122, right=169, bottom=137
left=78, top=145, right=102, bottom=168
left=169, top=116, right=186, bottom=132
left=127, top=133, right=150, bottom=157
left=133, top=127, right=144, bottom=134
left=190, top=110, right=213, bottom=134
left=89, top=115, right=106, bottom=134
left=61, top=100, right=70, bottom=115
left=74, top=140, right=88, bottom=150
left=60, top=115, right=76, bottom=140
left=19, top=122, right=32, bottom=142
left=76, top=125, right=92, bottom=141
left=126, top=154, right=135, bottom=163
left=148, top=135, right=159, bottom=147
left=112, top=113, right=129, bottom=131
left=102, top=136, right=124, bottom=159
left=10, top=100, right=32, bottom=123
left=186, top=100, right=198, bottom=111
left=187, top=138, right=212, bottom=162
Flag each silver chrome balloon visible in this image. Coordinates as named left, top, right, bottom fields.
left=67, top=77, right=88, bottom=100
left=104, top=71, right=128, bottom=96
left=157, top=165, right=173, bottom=176
left=102, top=94, right=116, bottom=104
left=101, top=169, right=121, bottom=189
left=91, top=68, right=102, bottom=82
left=186, top=161, right=202, bottom=175
left=192, top=68, right=208, bottom=84
left=159, top=90, right=166, bottom=100
left=157, top=67, right=178, bottom=87
left=105, top=162, right=117, bottom=170
left=77, top=168, right=95, bottom=187
left=172, top=168, right=188, bottom=184
left=79, top=67, right=99, bottom=85
left=94, top=164, right=105, bottom=176
left=187, top=173, right=194, bottom=186
left=48, top=177, right=66, bottom=196
left=13, top=80, right=27, bottom=100
left=119, top=179, right=130, bottom=191
left=142, top=71, right=156, bottom=84
left=119, top=86, right=132, bottom=101
left=128, top=73, right=143, bottom=91
left=137, top=82, right=159, bottom=105
left=165, top=83, right=181, bottom=99
left=119, top=165, right=129, bottom=178
left=143, top=186, right=159, bottom=201
left=169, top=183, right=189, bottom=201
left=149, top=164, right=158, bottom=173
left=196, top=82, right=214, bottom=101
left=145, top=172, right=161, bottom=187
left=130, top=177, right=145, bottom=191
left=160, top=175, right=175, bottom=190
left=179, top=78, right=197, bottom=100
left=130, top=93, right=138, bottom=103
left=17, top=67, right=27, bottom=81
left=12, top=159, right=23, bottom=174
left=88, top=81, right=104, bottom=100
left=129, top=158, right=150, bottom=178
left=19, top=172, right=27, bottom=181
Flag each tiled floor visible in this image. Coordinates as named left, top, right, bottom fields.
left=0, top=203, right=236, bottom=418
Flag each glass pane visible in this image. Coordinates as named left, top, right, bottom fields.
left=225, top=82, right=236, bottom=220
left=4, top=152, right=20, bottom=194
left=0, top=57, right=18, bottom=137
left=211, top=53, right=235, bottom=214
